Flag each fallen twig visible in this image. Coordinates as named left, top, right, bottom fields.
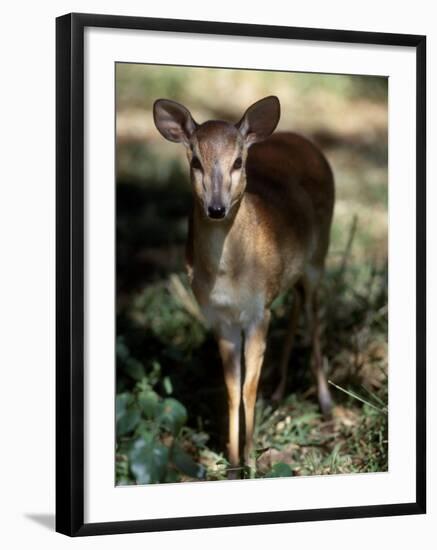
left=328, top=379, right=387, bottom=414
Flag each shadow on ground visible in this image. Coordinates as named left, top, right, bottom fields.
left=25, top=513, right=55, bottom=531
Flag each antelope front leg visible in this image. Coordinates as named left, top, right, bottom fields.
left=243, top=311, right=271, bottom=468
left=216, top=324, right=242, bottom=478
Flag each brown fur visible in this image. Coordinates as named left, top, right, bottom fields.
left=154, top=97, right=335, bottom=474
left=186, top=132, right=334, bottom=306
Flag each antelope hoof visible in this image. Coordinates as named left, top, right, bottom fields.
left=227, top=467, right=240, bottom=480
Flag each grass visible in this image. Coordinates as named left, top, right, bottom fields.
left=115, top=65, right=388, bottom=484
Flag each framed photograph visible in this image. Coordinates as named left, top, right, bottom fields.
left=56, top=13, right=426, bottom=536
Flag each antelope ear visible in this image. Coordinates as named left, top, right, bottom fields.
left=153, top=99, right=198, bottom=145
left=236, top=96, right=280, bottom=146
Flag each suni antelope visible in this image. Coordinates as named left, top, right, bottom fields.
left=153, top=96, right=334, bottom=476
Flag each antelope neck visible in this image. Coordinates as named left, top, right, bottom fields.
left=192, top=199, right=244, bottom=273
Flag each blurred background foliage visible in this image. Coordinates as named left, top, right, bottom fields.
left=115, top=63, right=388, bottom=485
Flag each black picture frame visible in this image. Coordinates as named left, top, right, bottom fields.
left=56, top=12, right=426, bottom=537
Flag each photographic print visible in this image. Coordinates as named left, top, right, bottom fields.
left=115, top=63, right=389, bottom=485
left=56, top=13, right=425, bottom=535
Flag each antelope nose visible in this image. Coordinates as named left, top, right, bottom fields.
left=208, top=205, right=226, bottom=219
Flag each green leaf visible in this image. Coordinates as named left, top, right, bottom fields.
left=164, top=468, right=181, bottom=483
left=134, top=420, right=155, bottom=440
left=116, top=337, right=130, bottom=362
left=267, top=462, right=294, bottom=478
left=124, top=358, right=145, bottom=381
left=163, top=376, right=173, bottom=395
left=148, top=360, right=162, bottom=387
left=116, top=393, right=132, bottom=423
left=158, top=398, right=187, bottom=435
left=138, top=389, right=159, bottom=418
left=129, top=438, right=169, bottom=484
left=117, top=404, right=141, bottom=436
left=172, top=444, right=205, bottom=480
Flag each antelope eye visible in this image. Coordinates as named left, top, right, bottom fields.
left=191, top=156, right=202, bottom=171
left=233, top=157, right=243, bottom=170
